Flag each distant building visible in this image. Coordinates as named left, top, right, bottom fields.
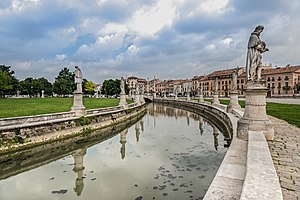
left=129, top=64, right=300, bottom=98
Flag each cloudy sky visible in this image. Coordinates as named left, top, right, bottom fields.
left=1, top=0, right=300, bottom=83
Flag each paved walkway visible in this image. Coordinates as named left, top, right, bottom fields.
left=268, top=116, right=300, bottom=200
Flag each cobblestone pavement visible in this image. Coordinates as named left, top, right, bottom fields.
left=268, top=116, right=300, bottom=200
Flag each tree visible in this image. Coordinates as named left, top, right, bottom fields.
left=0, top=65, right=18, bottom=97
left=83, top=79, right=95, bottom=95
left=101, top=79, right=121, bottom=96
left=53, top=67, right=75, bottom=96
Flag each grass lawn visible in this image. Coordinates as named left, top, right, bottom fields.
left=0, top=97, right=125, bottom=118
left=205, top=98, right=300, bottom=128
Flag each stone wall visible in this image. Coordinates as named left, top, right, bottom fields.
left=0, top=103, right=143, bottom=151
left=154, top=99, right=233, bottom=140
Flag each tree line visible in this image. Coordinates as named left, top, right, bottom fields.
left=0, top=65, right=95, bottom=98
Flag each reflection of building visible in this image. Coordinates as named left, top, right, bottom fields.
left=72, top=148, right=87, bottom=196
left=213, top=126, right=219, bottom=151
left=120, top=129, right=128, bottom=159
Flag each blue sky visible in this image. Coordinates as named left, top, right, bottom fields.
left=1, top=0, right=300, bottom=83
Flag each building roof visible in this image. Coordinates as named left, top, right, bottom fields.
left=127, top=76, right=138, bottom=79
left=207, top=67, right=241, bottom=78
left=261, top=65, right=300, bottom=75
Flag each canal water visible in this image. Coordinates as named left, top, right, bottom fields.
left=0, top=103, right=228, bottom=200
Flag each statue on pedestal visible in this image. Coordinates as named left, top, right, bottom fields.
left=246, top=25, right=269, bottom=82
left=120, top=77, right=125, bottom=94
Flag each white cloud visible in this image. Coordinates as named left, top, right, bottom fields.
left=128, top=0, right=177, bottom=36
left=220, top=37, right=235, bottom=47
left=55, top=54, right=67, bottom=60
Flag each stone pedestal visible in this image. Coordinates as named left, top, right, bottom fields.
left=198, top=94, right=204, bottom=103
left=71, top=92, right=86, bottom=116
left=153, top=92, right=156, bottom=99
left=187, top=93, right=191, bottom=101
left=134, top=93, right=140, bottom=104
left=140, top=94, right=145, bottom=104
left=227, top=91, right=241, bottom=113
left=237, top=83, right=274, bottom=140
left=212, top=94, right=220, bottom=105
left=119, top=93, right=128, bottom=108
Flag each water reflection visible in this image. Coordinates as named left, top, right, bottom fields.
left=120, top=128, right=128, bottom=159
left=72, top=148, right=87, bottom=196
left=0, top=103, right=228, bottom=200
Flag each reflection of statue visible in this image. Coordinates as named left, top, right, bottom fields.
left=72, top=148, right=87, bottom=196
left=74, top=66, right=83, bottom=93
left=199, top=117, right=204, bottom=135
left=120, top=129, right=128, bottom=159
left=232, top=71, right=237, bottom=91
left=120, top=77, right=125, bottom=94
left=140, top=120, right=144, bottom=132
left=135, top=123, right=140, bottom=142
left=213, top=126, right=219, bottom=151
left=246, top=25, right=269, bottom=82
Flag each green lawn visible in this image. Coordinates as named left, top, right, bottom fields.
left=0, top=97, right=126, bottom=118
left=206, top=99, right=300, bottom=128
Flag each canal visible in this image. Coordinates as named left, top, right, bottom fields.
left=0, top=103, right=228, bottom=200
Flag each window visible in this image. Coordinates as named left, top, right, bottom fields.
left=272, top=77, right=275, bottom=81
left=237, top=80, right=240, bottom=84
left=278, top=82, right=281, bottom=88
left=272, top=83, right=275, bottom=88
left=268, top=83, right=270, bottom=88
left=278, top=90, right=281, bottom=95
left=241, top=79, right=244, bottom=84
left=285, top=76, right=289, bottom=80
left=278, top=76, right=281, bottom=81
left=267, top=77, right=270, bottom=81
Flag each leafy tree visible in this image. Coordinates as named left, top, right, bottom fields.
left=83, top=79, right=95, bottom=95
left=101, top=79, right=121, bottom=96
left=19, top=77, right=53, bottom=97
left=53, top=67, right=75, bottom=96
left=19, top=78, right=34, bottom=97
left=0, top=65, right=19, bottom=97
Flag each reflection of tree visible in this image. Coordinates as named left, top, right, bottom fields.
left=72, top=148, right=87, bottom=196
left=213, top=126, right=219, bottom=151
left=120, top=129, right=128, bottom=159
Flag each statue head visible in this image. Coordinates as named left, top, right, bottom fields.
left=254, top=25, right=264, bottom=33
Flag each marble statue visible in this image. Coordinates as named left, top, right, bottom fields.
left=74, top=66, right=83, bottom=93
left=214, top=78, right=218, bottom=92
left=232, top=71, right=237, bottom=91
left=246, top=25, right=269, bottom=82
left=120, top=77, right=125, bottom=94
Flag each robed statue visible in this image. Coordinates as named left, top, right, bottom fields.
left=246, top=25, right=269, bottom=82
left=120, top=77, right=125, bottom=94
left=74, top=66, right=83, bottom=93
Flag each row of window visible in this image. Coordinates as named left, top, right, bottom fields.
left=267, top=76, right=289, bottom=81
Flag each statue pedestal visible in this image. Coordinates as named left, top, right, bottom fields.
left=212, top=94, right=219, bottom=105
left=134, top=94, right=140, bottom=105
left=227, top=91, right=241, bottom=112
left=119, top=93, right=128, bottom=108
left=198, top=94, right=204, bottom=103
left=237, top=82, right=274, bottom=140
left=71, top=92, right=86, bottom=116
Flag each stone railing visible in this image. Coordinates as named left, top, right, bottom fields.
left=0, top=102, right=144, bottom=144
left=0, top=111, right=76, bottom=127
left=86, top=105, right=124, bottom=116
left=240, top=131, right=282, bottom=200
